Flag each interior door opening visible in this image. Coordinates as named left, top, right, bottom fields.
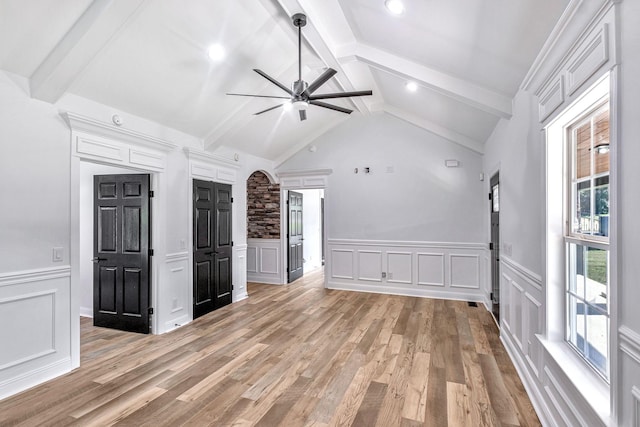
left=79, top=161, right=154, bottom=335
left=193, top=179, right=233, bottom=319
left=490, top=172, right=500, bottom=324
left=287, top=189, right=324, bottom=283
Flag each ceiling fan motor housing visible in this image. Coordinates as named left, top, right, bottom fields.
left=292, top=80, right=308, bottom=99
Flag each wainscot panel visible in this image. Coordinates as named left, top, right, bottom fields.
left=159, top=252, right=190, bottom=334
left=0, top=267, right=72, bottom=400
left=247, top=239, right=283, bottom=285
left=327, top=239, right=486, bottom=302
left=233, top=244, right=248, bottom=302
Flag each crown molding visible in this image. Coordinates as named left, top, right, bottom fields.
left=183, top=147, right=241, bottom=169
left=61, top=111, right=177, bottom=152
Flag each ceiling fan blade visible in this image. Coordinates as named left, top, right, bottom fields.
left=309, top=90, right=373, bottom=100
left=227, top=93, right=291, bottom=99
left=299, top=110, right=307, bottom=121
left=303, top=68, right=337, bottom=96
left=253, top=69, right=293, bottom=95
left=254, top=104, right=285, bottom=115
left=309, top=100, right=353, bottom=114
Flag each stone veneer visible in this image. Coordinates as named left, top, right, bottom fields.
left=247, top=171, right=281, bottom=239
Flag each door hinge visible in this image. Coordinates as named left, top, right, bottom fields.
left=490, top=292, right=494, bottom=302
left=489, top=242, right=494, bottom=250
left=488, top=192, right=492, bottom=200
left=232, top=241, right=234, bottom=247
left=232, top=285, right=234, bottom=290
left=150, top=190, right=155, bottom=198
left=231, top=197, right=234, bottom=203
left=149, top=248, right=154, bottom=256
left=148, top=307, right=154, bottom=315
left=286, top=200, right=289, bottom=205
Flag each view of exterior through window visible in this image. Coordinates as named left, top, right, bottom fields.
left=566, top=102, right=610, bottom=379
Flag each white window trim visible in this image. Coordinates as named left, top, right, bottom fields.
left=544, top=73, right=615, bottom=423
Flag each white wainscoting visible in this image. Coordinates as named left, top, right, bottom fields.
left=233, top=244, right=248, bottom=302
left=327, top=239, right=486, bottom=302
left=500, top=256, right=608, bottom=427
left=0, top=266, right=73, bottom=400
left=247, top=239, right=283, bottom=285
left=158, top=252, right=190, bottom=334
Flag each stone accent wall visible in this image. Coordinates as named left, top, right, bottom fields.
left=247, top=171, right=281, bottom=239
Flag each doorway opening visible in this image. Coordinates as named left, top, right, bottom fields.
left=489, top=172, right=500, bottom=324
left=287, top=188, right=324, bottom=283
left=79, top=161, right=156, bottom=334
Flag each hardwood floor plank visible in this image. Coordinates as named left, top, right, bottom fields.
left=351, top=381, right=388, bottom=427
left=0, top=269, right=540, bottom=427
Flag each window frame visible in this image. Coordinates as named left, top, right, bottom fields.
left=563, top=98, right=611, bottom=381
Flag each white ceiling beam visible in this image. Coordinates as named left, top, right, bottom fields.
left=383, top=105, right=484, bottom=154
left=339, top=43, right=513, bottom=120
left=30, top=0, right=147, bottom=103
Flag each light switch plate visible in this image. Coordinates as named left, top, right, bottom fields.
left=53, top=247, right=64, bottom=262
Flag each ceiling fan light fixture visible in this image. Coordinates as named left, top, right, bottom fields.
left=207, top=43, right=225, bottom=61
left=385, top=0, right=405, bottom=15
left=292, top=100, right=309, bottom=111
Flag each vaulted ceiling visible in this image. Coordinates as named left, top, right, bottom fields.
left=0, top=0, right=569, bottom=162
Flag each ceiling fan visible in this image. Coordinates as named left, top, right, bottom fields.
left=227, top=13, right=372, bottom=121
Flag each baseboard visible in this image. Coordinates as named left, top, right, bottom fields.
left=327, top=281, right=484, bottom=304
left=79, top=306, right=93, bottom=318
left=247, top=275, right=284, bottom=285
left=233, top=292, right=249, bottom=303
left=162, top=315, right=191, bottom=334
left=0, top=357, right=72, bottom=401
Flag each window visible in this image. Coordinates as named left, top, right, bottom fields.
left=565, top=102, right=610, bottom=379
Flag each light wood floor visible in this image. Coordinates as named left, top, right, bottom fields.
left=0, top=269, right=539, bottom=426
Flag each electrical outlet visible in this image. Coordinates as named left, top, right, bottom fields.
left=388, top=272, right=393, bottom=280
left=381, top=272, right=387, bottom=278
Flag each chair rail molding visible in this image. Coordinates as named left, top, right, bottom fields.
left=620, top=325, right=640, bottom=365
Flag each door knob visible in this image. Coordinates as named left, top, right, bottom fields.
left=204, top=251, right=218, bottom=256
left=92, top=257, right=107, bottom=263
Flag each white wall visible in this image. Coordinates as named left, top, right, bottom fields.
left=280, top=113, right=486, bottom=243
left=617, top=0, right=640, bottom=424
left=279, top=113, right=488, bottom=301
left=0, top=71, right=73, bottom=399
left=0, top=72, right=70, bottom=272
left=483, top=1, right=639, bottom=425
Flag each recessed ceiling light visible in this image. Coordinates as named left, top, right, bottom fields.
left=207, top=43, right=225, bottom=61
left=385, top=0, right=405, bottom=15
left=405, top=81, right=418, bottom=92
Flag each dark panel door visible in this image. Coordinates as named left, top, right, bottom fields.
left=213, top=183, right=233, bottom=308
left=490, top=172, right=500, bottom=324
left=193, top=179, right=216, bottom=319
left=288, top=191, right=304, bottom=283
left=94, top=174, right=150, bottom=334
left=193, top=180, right=233, bottom=319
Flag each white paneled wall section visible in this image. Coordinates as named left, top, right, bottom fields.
left=0, top=267, right=72, bottom=400
left=327, top=239, right=487, bottom=302
left=247, top=239, right=283, bottom=285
